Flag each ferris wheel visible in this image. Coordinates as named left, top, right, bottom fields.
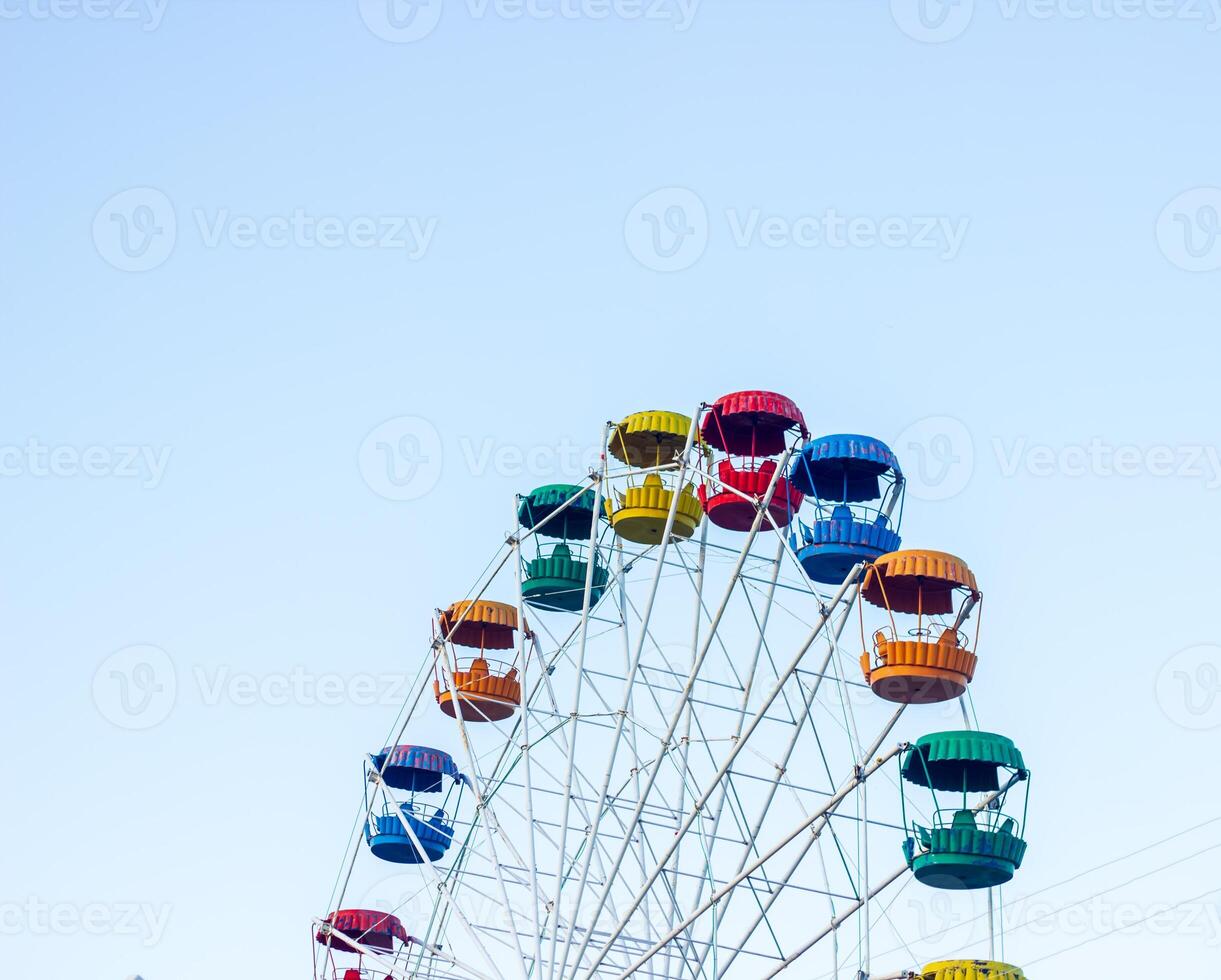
left=313, top=391, right=1036, bottom=980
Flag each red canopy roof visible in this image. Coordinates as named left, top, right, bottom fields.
left=316, top=909, right=408, bottom=953
left=701, top=391, right=807, bottom=456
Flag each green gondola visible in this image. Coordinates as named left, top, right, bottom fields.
left=900, top=731, right=1031, bottom=890
left=517, top=484, right=609, bottom=613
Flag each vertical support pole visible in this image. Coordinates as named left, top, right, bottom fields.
left=665, top=510, right=707, bottom=980
left=545, top=428, right=610, bottom=980
left=860, top=771, right=870, bottom=980
left=553, top=406, right=703, bottom=980
left=988, top=888, right=996, bottom=961
left=513, top=500, right=545, bottom=975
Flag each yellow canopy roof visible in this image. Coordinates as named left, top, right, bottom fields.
left=922, top=961, right=1026, bottom=980
left=609, top=410, right=697, bottom=467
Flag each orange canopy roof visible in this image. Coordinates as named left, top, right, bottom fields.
left=439, top=599, right=521, bottom=650
left=861, top=549, right=977, bottom=615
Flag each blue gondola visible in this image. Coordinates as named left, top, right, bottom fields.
left=365, top=745, right=466, bottom=865
left=366, top=803, right=456, bottom=864
left=789, top=434, right=904, bottom=585
left=371, top=744, right=464, bottom=793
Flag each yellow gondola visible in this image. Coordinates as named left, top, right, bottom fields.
left=921, top=960, right=1027, bottom=979
left=605, top=410, right=703, bottom=544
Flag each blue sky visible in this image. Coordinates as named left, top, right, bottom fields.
left=2, top=1, right=1220, bottom=977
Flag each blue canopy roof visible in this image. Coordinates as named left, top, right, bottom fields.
left=372, top=745, right=466, bottom=792
left=789, top=434, right=901, bottom=502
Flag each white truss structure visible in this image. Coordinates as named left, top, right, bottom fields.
left=317, top=405, right=990, bottom=980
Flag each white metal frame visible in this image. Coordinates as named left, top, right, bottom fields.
left=317, top=403, right=996, bottom=980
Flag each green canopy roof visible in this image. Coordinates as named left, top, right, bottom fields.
left=902, top=731, right=1026, bottom=793
left=517, top=484, right=600, bottom=538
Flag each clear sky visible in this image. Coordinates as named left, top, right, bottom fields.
left=2, top=1, right=1220, bottom=977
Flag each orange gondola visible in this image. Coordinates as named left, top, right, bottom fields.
left=433, top=599, right=523, bottom=722
left=859, top=550, right=981, bottom=705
